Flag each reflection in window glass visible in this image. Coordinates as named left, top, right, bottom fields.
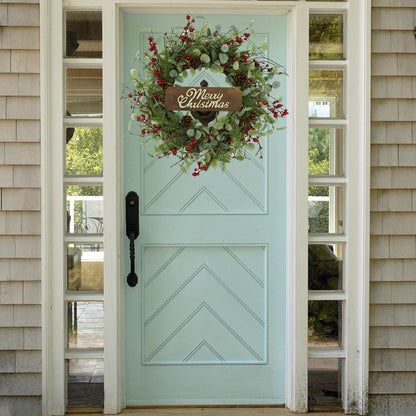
left=309, top=71, right=343, bottom=118
left=66, top=11, right=102, bottom=58
left=308, top=186, right=344, bottom=234
left=309, top=128, right=344, bottom=176
left=309, top=301, right=342, bottom=348
left=308, top=358, right=342, bottom=408
left=67, top=301, right=104, bottom=348
left=66, top=127, right=103, bottom=176
left=67, top=359, right=104, bottom=406
left=310, top=14, right=343, bottom=60
left=66, top=186, right=103, bottom=234
left=67, top=243, right=103, bottom=291
left=66, top=68, right=103, bottom=117
left=308, top=244, right=343, bottom=291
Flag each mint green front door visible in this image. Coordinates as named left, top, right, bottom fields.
left=123, top=12, right=287, bottom=405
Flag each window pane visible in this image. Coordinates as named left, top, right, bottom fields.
left=308, top=186, right=344, bottom=234
left=65, top=11, right=102, bottom=58
left=67, top=359, right=104, bottom=406
left=308, top=243, right=343, bottom=291
left=308, top=301, right=342, bottom=348
left=309, top=71, right=344, bottom=118
left=66, top=68, right=103, bottom=117
left=310, top=14, right=344, bottom=60
left=309, top=128, right=344, bottom=176
left=66, top=127, right=103, bottom=176
left=67, top=301, right=104, bottom=348
left=67, top=243, right=103, bottom=291
left=66, top=185, right=103, bottom=234
left=308, top=358, right=342, bottom=408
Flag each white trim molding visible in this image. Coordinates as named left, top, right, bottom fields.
left=41, top=1, right=370, bottom=414
left=41, top=0, right=66, bottom=415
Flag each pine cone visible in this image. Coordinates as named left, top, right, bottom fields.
left=234, top=72, right=249, bottom=87
left=189, top=56, right=202, bottom=70
left=181, top=115, right=194, bottom=128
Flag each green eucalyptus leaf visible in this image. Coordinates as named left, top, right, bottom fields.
left=272, top=81, right=281, bottom=89
left=187, top=129, right=195, bottom=137
left=200, top=54, right=210, bottom=63
left=195, top=130, right=202, bottom=140
left=261, top=42, right=268, bottom=51
left=219, top=53, right=228, bottom=64
left=232, top=61, right=239, bottom=71
left=221, top=44, right=229, bottom=53
left=213, top=122, right=224, bottom=130
left=246, top=142, right=255, bottom=151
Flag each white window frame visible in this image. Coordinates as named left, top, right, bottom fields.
left=41, top=1, right=370, bottom=415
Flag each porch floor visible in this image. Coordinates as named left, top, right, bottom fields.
left=66, top=407, right=348, bottom=416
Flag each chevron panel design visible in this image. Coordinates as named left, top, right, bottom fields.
left=139, top=33, right=269, bottom=215
left=141, top=246, right=267, bottom=365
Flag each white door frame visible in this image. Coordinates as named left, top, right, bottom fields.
left=41, top=1, right=370, bottom=415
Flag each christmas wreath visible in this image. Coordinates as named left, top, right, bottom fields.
left=123, top=15, right=288, bottom=176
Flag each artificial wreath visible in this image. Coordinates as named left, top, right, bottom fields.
left=123, top=15, right=288, bottom=176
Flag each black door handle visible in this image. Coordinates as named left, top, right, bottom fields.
left=126, top=191, right=139, bottom=287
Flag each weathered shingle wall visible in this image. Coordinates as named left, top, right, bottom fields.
left=370, top=1, right=416, bottom=415
left=0, top=2, right=42, bottom=416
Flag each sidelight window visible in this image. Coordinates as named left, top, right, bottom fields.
left=64, top=8, right=104, bottom=410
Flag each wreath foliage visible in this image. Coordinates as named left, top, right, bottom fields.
left=123, top=15, right=288, bottom=176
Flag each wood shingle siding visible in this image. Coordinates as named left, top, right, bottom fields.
left=0, top=1, right=41, bottom=416
left=370, top=1, right=416, bottom=414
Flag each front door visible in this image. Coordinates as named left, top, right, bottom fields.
left=123, top=11, right=287, bottom=406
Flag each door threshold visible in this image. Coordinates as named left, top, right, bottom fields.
left=66, top=406, right=350, bottom=416
left=66, top=406, right=103, bottom=414
left=127, top=405, right=285, bottom=409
